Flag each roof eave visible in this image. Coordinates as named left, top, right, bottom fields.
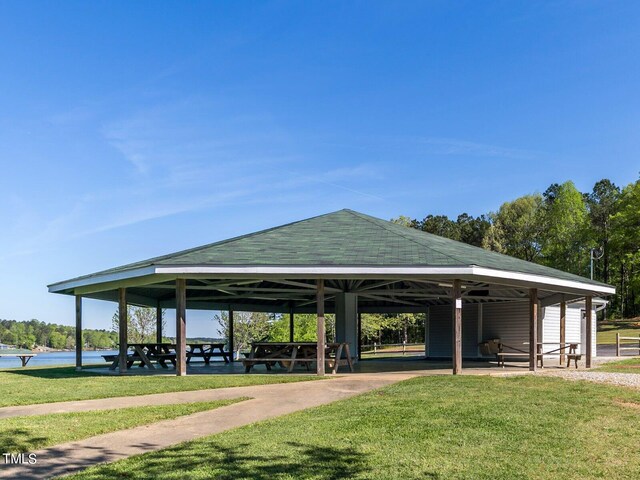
left=48, top=264, right=615, bottom=297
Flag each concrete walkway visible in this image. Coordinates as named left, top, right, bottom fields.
left=0, top=372, right=419, bottom=479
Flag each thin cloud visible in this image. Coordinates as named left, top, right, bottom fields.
left=411, top=136, right=540, bottom=160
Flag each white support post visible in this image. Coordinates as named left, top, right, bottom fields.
left=585, top=296, right=593, bottom=368
left=529, top=288, right=538, bottom=372
left=452, top=280, right=462, bottom=375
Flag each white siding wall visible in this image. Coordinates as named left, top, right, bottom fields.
left=426, top=301, right=597, bottom=359
left=481, top=302, right=529, bottom=359
left=542, top=305, right=597, bottom=357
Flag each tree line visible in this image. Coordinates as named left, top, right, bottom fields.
left=0, top=319, right=116, bottom=350
left=215, top=310, right=425, bottom=357
left=396, top=177, right=640, bottom=319
left=5, top=177, right=638, bottom=351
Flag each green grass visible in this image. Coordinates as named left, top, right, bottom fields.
left=596, top=357, right=640, bottom=372
left=67, top=375, right=640, bottom=480
left=0, top=398, right=246, bottom=453
left=0, top=365, right=319, bottom=407
left=597, top=318, right=640, bottom=344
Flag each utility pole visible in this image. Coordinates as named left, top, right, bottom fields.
left=590, top=247, right=604, bottom=280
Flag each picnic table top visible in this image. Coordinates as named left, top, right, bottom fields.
left=127, top=342, right=226, bottom=347
left=251, top=342, right=346, bottom=346
left=0, top=353, right=36, bottom=357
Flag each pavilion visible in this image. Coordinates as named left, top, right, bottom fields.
left=48, top=209, right=615, bottom=376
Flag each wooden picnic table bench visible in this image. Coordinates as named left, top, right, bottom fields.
left=103, top=343, right=176, bottom=370
left=480, top=340, right=529, bottom=367
left=481, top=340, right=582, bottom=368
left=527, top=342, right=581, bottom=368
left=186, top=343, right=230, bottom=364
left=0, top=353, right=36, bottom=367
left=242, top=342, right=354, bottom=374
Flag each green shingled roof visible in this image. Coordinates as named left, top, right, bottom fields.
left=59, top=209, right=608, bottom=287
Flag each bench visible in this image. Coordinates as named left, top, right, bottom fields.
left=0, top=353, right=36, bottom=367
left=533, top=343, right=581, bottom=369
left=242, top=342, right=354, bottom=374
left=566, top=353, right=582, bottom=368
left=479, top=339, right=529, bottom=368
left=103, top=354, right=140, bottom=370
left=186, top=343, right=230, bottom=365
left=151, top=352, right=176, bottom=368
left=496, top=352, right=527, bottom=367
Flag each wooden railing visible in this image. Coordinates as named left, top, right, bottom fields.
left=361, top=342, right=424, bottom=355
left=616, top=334, right=640, bottom=356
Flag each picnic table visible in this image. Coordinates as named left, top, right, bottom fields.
left=0, top=353, right=36, bottom=367
left=103, top=343, right=176, bottom=371
left=242, top=342, right=354, bottom=374
left=481, top=340, right=581, bottom=368
left=186, top=343, right=230, bottom=364
left=528, top=342, right=581, bottom=368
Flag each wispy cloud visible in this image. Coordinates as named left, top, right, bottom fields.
left=1, top=98, right=392, bottom=262
left=413, top=136, right=539, bottom=160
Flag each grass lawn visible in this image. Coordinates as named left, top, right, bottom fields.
left=361, top=351, right=424, bottom=359
left=597, top=318, right=640, bottom=344
left=596, top=357, right=640, bottom=373
left=0, top=398, right=246, bottom=453
left=0, top=365, right=319, bottom=407
left=67, top=375, right=640, bottom=480
left=361, top=344, right=425, bottom=359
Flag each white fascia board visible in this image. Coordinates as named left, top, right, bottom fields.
left=156, top=265, right=614, bottom=294
left=48, top=264, right=615, bottom=296
left=47, top=266, right=157, bottom=293
left=470, top=267, right=615, bottom=295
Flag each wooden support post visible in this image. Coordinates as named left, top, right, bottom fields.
left=289, top=304, right=294, bottom=343
left=357, top=311, right=362, bottom=361
left=559, top=300, right=566, bottom=366
left=118, top=288, right=128, bottom=374
left=75, top=295, right=82, bottom=371
left=316, top=279, right=326, bottom=376
left=585, top=295, right=593, bottom=369
left=452, top=280, right=462, bottom=375
left=229, top=309, right=234, bottom=362
left=529, top=288, right=538, bottom=372
left=616, top=333, right=620, bottom=357
left=176, top=279, right=187, bottom=376
left=156, top=305, right=163, bottom=344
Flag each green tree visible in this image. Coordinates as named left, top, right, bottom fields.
left=49, top=331, right=66, bottom=349
left=456, top=213, right=490, bottom=247
left=215, top=311, right=271, bottom=359
left=610, top=179, right=640, bottom=317
left=585, top=179, right=621, bottom=284
left=418, top=215, right=460, bottom=240
left=541, top=181, right=590, bottom=275
left=111, top=306, right=165, bottom=344
left=483, top=194, right=545, bottom=261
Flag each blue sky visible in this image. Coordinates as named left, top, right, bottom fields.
left=1, top=1, right=639, bottom=337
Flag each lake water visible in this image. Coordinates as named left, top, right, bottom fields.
left=0, top=350, right=118, bottom=369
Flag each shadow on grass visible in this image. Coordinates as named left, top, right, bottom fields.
left=0, top=365, right=106, bottom=379
left=0, top=427, right=48, bottom=453
left=68, top=441, right=375, bottom=480
left=599, top=319, right=640, bottom=332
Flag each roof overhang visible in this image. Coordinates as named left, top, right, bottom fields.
left=48, top=264, right=615, bottom=297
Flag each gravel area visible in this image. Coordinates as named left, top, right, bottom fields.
left=543, top=370, right=640, bottom=389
